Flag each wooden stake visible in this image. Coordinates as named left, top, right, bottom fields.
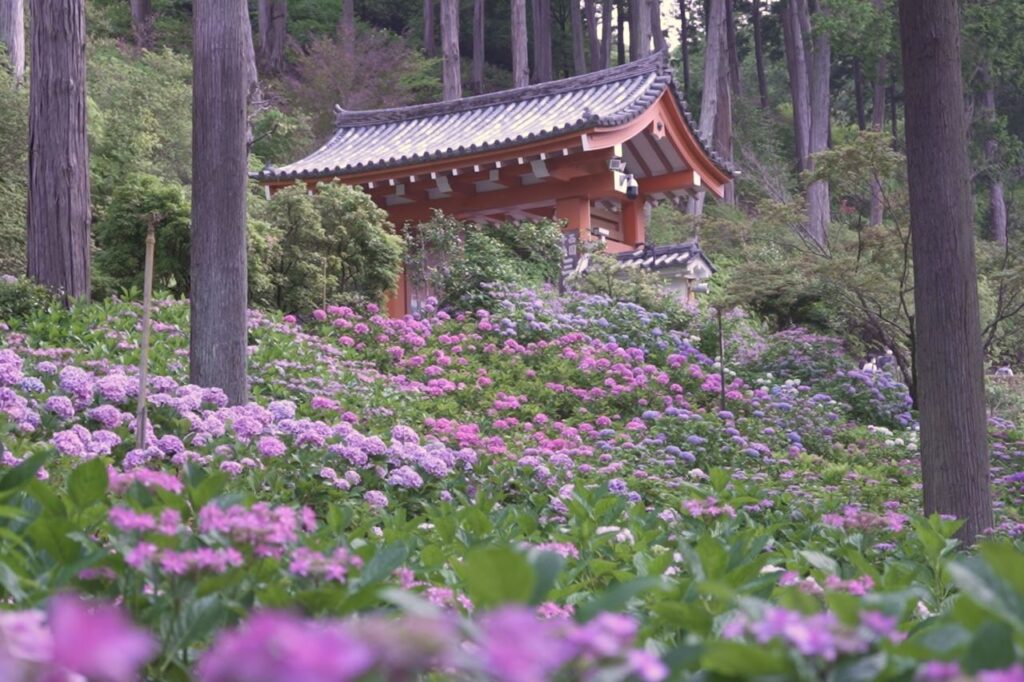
left=136, top=218, right=157, bottom=450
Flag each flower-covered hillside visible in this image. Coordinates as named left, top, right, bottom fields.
left=0, top=288, right=1023, bottom=680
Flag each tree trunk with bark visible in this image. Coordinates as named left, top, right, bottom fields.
left=191, top=0, right=250, bottom=405
left=724, top=0, right=740, bottom=95
left=424, top=0, right=436, bottom=57
left=630, top=0, right=652, bottom=60
left=258, top=0, right=287, bottom=75
left=570, top=0, right=586, bottom=74
left=899, top=0, right=992, bottom=545
left=679, top=0, right=690, bottom=97
left=751, top=0, right=766, bottom=107
left=0, top=0, right=24, bottom=85
left=472, top=0, right=485, bottom=92
left=511, top=0, right=529, bottom=87
left=531, top=0, right=552, bottom=81
left=26, top=0, right=90, bottom=301
left=440, top=0, right=461, bottom=99
left=980, top=64, right=1007, bottom=245
left=130, top=0, right=152, bottom=49
left=782, top=0, right=810, bottom=171
left=651, top=0, right=667, bottom=53
left=339, top=0, right=355, bottom=56
left=585, top=0, right=601, bottom=71
left=805, top=0, right=830, bottom=247
left=601, top=0, right=613, bottom=68
left=243, top=9, right=262, bottom=149
left=616, top=0, right=625, bottom=65
left=869, top=28, right=887, bottom=226
left=853, top=59, right=866, bottom=130
left=689, top=0, right=730, bottom=214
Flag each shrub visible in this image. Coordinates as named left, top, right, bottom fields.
left=257, top=183, right=404, bottom=313
left=406, top=211, right=561, bottom=312
left=0, top=274, right=58, bottom=323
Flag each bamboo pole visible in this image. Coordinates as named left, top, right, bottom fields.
left=135, top=219, right=157, bottom=450
left=717, top=306, right=726, bottom=411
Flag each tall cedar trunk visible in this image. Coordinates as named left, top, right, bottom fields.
left=889, top=82, right=897, bottom=139
left=782, top=0, right=810, bottom=172
left=0, top=0, right=24, bottom=85
left=716, top=31, right=734, bottom=205
left=869, top=20, right=887, bottom=226
left=724, top=0, right=740, bottom=95
left=805, top=0, right=831, bottom=248
left=258, top=0, right=287, bottom=75
left=853, top=59, right=866, bottom=130
left=585, top=0, right=601, bottom=71
left=616, top=0, right=625, bottom=65
left=440, top=0, right=461, bottom=99
left=689, top=0, right=728, bottom=214
left=130, top=0, right=152, bottom=49
left=601, top=0, right=613, bottom=68
left=511, top=0, right=529, bottom=87
left=243, top=10, right=262, bottom=149
left=472, top=0, right=485, bottom=92
left=980, top=64, right=1007, bottom=245
left=339, top=0, right=355, bottom=55
left=27, top=0, right=90, bottom=301
left=191, top=0, right=250, bottom=405
left=899, top=0, right=992, bottom=544
left=531, top=0, right=553, bottom=82
left=751, top=0, right=766, bottom=107
left=679, top=0, right=690, bottom=97
left=570, top=0, right=586, bottom=74
left=424, top=0, right=436, bottom=57
left=630, top=0, right=652, bottom=60
left=651, top=0, right=667, bottom=53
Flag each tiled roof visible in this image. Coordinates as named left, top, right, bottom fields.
left=615, top=241, right=715, bottom=272
left=257, top=51, right=732, bottom=182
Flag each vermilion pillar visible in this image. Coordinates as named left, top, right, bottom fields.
left=386, top=269, right=409, bottom=318
left=554, top=195, right=592, bottom=238
left=621, top=197, right=646, bottom=247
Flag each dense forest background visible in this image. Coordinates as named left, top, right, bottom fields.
left=2, top=0, right=1024, bottom=378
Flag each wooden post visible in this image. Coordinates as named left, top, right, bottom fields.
left=136, top=219, right=157, bottom=450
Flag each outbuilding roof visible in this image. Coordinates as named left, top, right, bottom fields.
left=257, top=51, right=733, bottom=183
left=616, top=241, right=716, bottom=273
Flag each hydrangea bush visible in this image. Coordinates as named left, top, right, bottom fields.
left=0, top=283, right=1022, bottom=680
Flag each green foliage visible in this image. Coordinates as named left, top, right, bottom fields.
left=256, top=183, right=404, bottom=313
left=250, top=108, right=317, bottom=168
left=93, top=174, right=192, bottom=299
left=0, top=65, right=28, bottom=277
left=87, top=41, right=193, bottom=209
left=406, top=211, right=561, bottom=312
left=0, top=276, right=58, bottom=324
left=279, top=30, right=441, bottom=136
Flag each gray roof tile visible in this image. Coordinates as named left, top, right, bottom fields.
left=257, top=51, right=733, bottom=182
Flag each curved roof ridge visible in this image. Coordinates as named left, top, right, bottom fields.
left=333, top=50, right=671, bottom=128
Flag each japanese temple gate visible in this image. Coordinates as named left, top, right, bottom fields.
left=257, top=51, right=734, bottom=317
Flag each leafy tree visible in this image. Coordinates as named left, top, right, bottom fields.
left=93, top=173, right=192, bottom=298
left=259, top=183, right=404, bottom=313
